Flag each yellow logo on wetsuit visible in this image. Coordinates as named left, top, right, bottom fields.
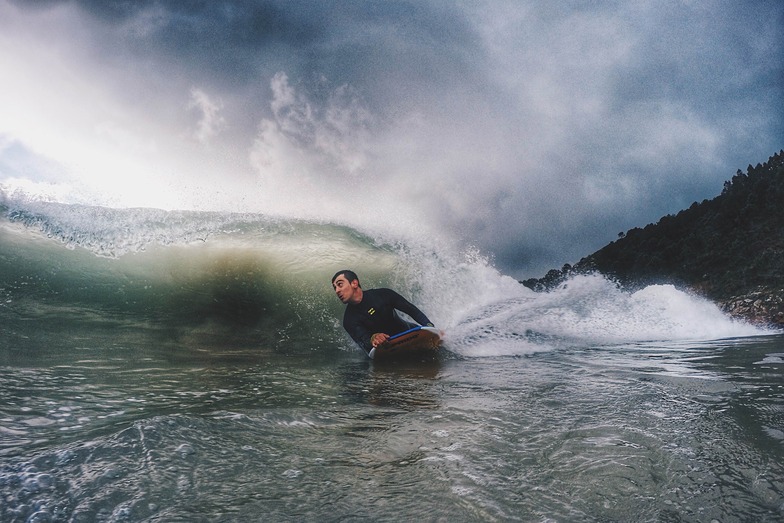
left=368, top=307, right=376, bottom=315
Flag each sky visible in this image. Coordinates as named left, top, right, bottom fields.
left=0, top=0, right=782, bottom=279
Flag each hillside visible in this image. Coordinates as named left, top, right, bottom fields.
left=523, top=149, right=784, bottom=327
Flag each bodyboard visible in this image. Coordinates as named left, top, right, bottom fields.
left=368, top=326, right=442, bottom=361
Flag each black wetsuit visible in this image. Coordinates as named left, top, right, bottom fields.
left=342, top=288, right=432, bottom=353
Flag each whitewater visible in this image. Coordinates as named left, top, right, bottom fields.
left=1, top=194, right=783, bottom=522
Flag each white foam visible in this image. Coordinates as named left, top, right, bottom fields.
left=431, top=273, right=767, bottom=358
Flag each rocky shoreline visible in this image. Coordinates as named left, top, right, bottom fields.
left=718, top=288, right=784, bottom=329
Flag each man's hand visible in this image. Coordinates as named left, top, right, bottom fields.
left=371, top=333, right=390, bottom=348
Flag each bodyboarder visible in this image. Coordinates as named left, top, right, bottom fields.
left=331, top=269, right=435, bottom=354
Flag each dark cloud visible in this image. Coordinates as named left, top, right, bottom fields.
left=35, top=1, right=476, bottom=86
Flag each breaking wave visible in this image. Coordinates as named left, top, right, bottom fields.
left=0, top=194, right=765, bottom=358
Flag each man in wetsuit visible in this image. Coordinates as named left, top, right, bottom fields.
left=331, top=269, right=434, bottom=354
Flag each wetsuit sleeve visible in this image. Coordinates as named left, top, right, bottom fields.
left=343, top=309, right=373, bottom=353
left=389, top=290, right=433, bottom=327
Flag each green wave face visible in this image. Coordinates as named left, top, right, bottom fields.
left=0, top=201, right=405, bottom=348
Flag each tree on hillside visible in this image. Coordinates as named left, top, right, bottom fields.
left=523, top=149, right=784, bottom=303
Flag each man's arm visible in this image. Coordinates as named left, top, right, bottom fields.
left=390, top=290, right=433, bottom=327
left=343, top=311, right=373, bottom=353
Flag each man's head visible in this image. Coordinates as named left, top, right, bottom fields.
left=332, top=269, right=362, bottom=304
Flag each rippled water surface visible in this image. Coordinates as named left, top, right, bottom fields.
left=2, top=326, right=783, bottom=522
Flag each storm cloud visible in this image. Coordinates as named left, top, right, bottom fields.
left=1, top=0, right=782, bottom=277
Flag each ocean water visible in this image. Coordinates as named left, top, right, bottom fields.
left=1, top=198, right=783, bottom=522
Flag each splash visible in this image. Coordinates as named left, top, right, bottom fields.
left=444, top=274, right=765, bottom=358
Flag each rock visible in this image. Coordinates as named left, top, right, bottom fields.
left=718, top=287, right=784, bottom=328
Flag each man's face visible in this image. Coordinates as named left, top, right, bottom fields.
left=332, top=274, right=359, bottom=304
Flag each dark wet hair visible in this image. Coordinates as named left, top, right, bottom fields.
left=331, top=269, right=360, bottom=287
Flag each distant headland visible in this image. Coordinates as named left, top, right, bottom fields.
left=523, top=149, right=784, bottom=328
